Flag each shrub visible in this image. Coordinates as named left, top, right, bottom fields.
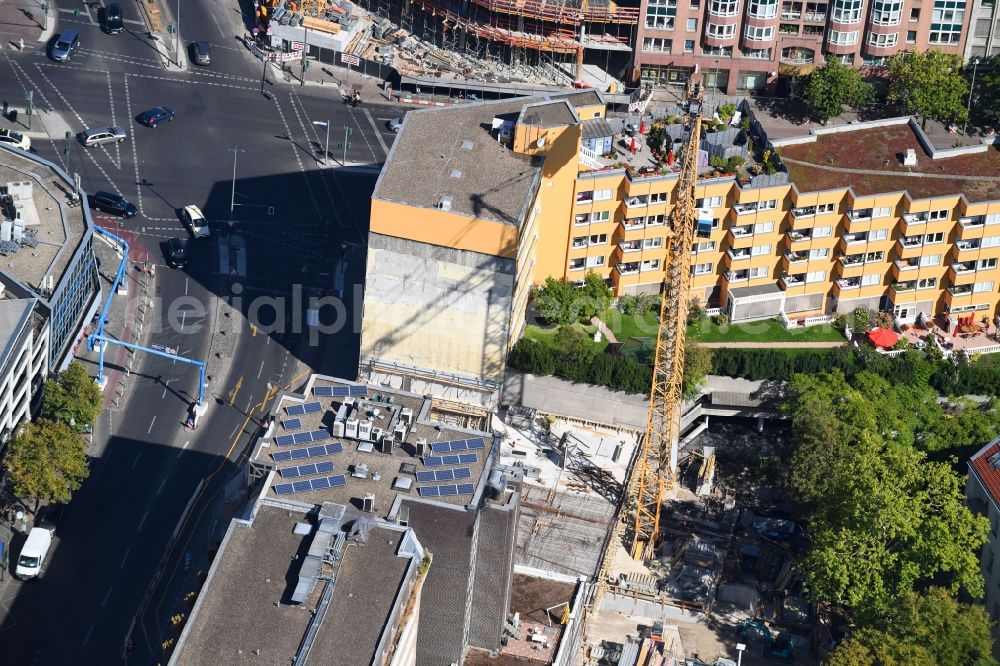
left=851, top=307, right=871, bottom=332
left=875, top=310, right=894, bottom=329
left=688, top=298, right=707, bottom=326
left=715, top=313, right=730, bottom=327
left=718, top=101, right=737, bottom=123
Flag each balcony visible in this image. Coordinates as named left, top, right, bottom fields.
left=891, top=281, right=916, bottom=293
left=779, top=272, right=805, bottom=287
left=804, top=11, right=826, bottom=21
left=848, top=208, right=873, bottom=221
left=616, top=262, right=640, bottom=276
left=951, top=261, right=976, bottom=275
left=901, top=213, right=929, bottom=234
left=625, top=196, right=649, bottom=208
left=840, top=253, right=865, bottom=266
left=787, top=229, right=812, bottom=243
left=572, top=238, right=588, bottom=249
left=622, top=218, right=645, bottom=231
left=791, top=206, right=817, bottom=219
left=948, top=262, right=978, bottom=284
left=734, top=203, right=761, bottom=215
left=785, top=250, right=809, bottom=263
left=894, top=257, right=920, bottom=271
left=836, top=277, right=862, bottom=290
left=781, top=10, right=802, bottom=19
left=960, top=215, right=985, bottom=229
left=728, top=248, right=752, bottom=261
left=842, top=232, right=868, bottom=245
left=726, top=269, right=751, bottom=282
left=620, top=240, right=643, bottom=253
left=948, top=284, right=973, bottom=296
left=956, top=240, right=982, bottom=255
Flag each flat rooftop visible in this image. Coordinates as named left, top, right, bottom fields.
left=251, top=376, right=495, bottom=513
left=778, top=122, right=1000, bottom=202
left=173, top=502, right=413, bottom=666
left=0, top=146, right=88, bottom=296
left=519, top=100, right=577, bottom=128
left=374, top=99, right=543, bottom=227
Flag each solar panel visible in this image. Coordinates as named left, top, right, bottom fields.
left=418, top=486, right=440, bottom=497
left=311, top=429, right=330, bottom=441
left=457, top=483, right=475, bottom=494
left=290, top=448, right=309, bottom=460
left=349, top=385, right=368, bottom=396
left=328, top=474, right=347, bottom=487
left=292, top=480, right=312, bottom=493
left=437, top=469, right=455, bottom=481
left=313, top=386, right=336, bottom=397
left=286, top=404, right=306, bottom=416
left=274, top=482, right=295, bottom=495
left=430, top=442, right=450, bottom=453
left=467, top=437, right=486, bottom=449
left=424, top=456, right=443, bottom=467
left=316, top=461, right=335, bottom=474
left=326, top=443, right=343, bottom=455
left=307, top=445, right=327, bottom=457
left=310, top=476, right=330, bottom=489
left=275, top=434, right=296, bottom=447
left=293, top=432, right=312, bottom=444
left=453, top=467, right=471, bottom=479
left=439, top=484, right=459, bottom=496
left=273, top=451, right=292, bottom=462
left=416, top=471, right=436, bottom=482
left=459, top=453, right=477, bottom=464
left=442, top=455, right=461, bottom=465
left=303, top=401, right=322, bottom=414
left=282, top=418, right=301, bottom=430
left=299, top=463, right=318, bottom=476
left=450, top=440, right=468, bottom=452
left=279, top=467, right=300, bottom=478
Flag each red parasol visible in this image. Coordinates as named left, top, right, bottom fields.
left=639, top=120, right=646, bottom=135
left=868, top=327, right=899, bottom=348
left=630, top=137, right=637, bottom=154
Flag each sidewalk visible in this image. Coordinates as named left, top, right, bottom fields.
left=0, top=0, right=55, bottom=47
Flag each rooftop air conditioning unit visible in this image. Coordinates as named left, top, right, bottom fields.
left=344, top=396, right=355, bottom=408
left=394, top=423, right=407, bottom=442
left=371, top=427, right=383, bottom=442
left=333, top=420, right=345, bottom=438
left=363, top=494, right=375, bottom=512
left=380, top=436, right=394, bottom=454
left=437, top=196, right=453, bottom=211
left=400, top=407, right=414, bottom=425
left=345, top=418, right=359, bottom=439
left=415, top=437, right=427, bottom=456
left=359, top=420, right=373, bottom=440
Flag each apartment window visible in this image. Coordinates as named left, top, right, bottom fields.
left=984, top=236, right=1000, bottom=248
left=594, top=189, right=613, bottom=201
left=749, top=266, right=769, bottom=279
left=861, top=273, right=881, bottom=286
left=709, top=0, right=739, bottom=15
left=748, top=0, right=779, bottom=17
left=871, top=0, right=902, bottom=24
left=865, top=250, right=884, bottom=262
left=986, top=213, right=1000, bottom=225
left=572, top=236, right=588, bottom=248
left=684, top=39, right=696, bottom=51
left=806, top=270, right=826, bottom=283
left=974, top=281, right=995, bottom=293
left=650, top=192, right=668, bottom=203
left=906, top=29, right=917, bottom=42
left=753, top=221, right=774, bottom=234
left=687, top=17, right=699, bottom=30
left=814, top=202, right=835, bottom=213
left=692, top=262, right=715, bottom=275
left=809, top=248, right=830, bottom=259
left=979, top=258, right=998, bottom=270
left=694, top=240, right=717, bottom=253
left=916, top=277, right=937, bottom=289
left=975, top=17, right=991, bottom=37
left=751, top=244, right=772, bottom=256
left=919, top=254, right=940, bottom=267
left=707, top=22, right=737, bottom=38
left=924, top=232, right=944, bottom=244
left=699, top=196, right=724, bottom=207
left=831, top=0, right=862, bottom=21
left=928, top=209, right=949, bottom=220
left=814, top=225, right=833, bottom=238
left=643, top=37, right=674, bottom=52
left=929, top=0, right=965, bottom=44
left=873, top=207, right=891, bottom=218
left=586, top=255, right=606, bottom=268
left=646, top=0, right=678, bottom=29
left=642, top=259, right=661, bottom=270
left=577, top=191, right=594, bottom=204
left=591, top=211, right=610, bottom=223
left=643, top=237, right=664, bottom=249
left=741, top=47, right=773, bottom=58
left=870, top=228, right=888, bottom=241
left=569, top=258, right=586, bottom=270
left=590, top=233, right=608, bottom=244
left=828, top=29, right=859, bottom=43
left=909, top=7, right=920, bottom=19
left=574, top=214, right=590, bottom=225
left=647, top=214, right=666, bottom=226
left=868, top=31, right=898, bottom=46
left=744, top=25, right=775, bottom=40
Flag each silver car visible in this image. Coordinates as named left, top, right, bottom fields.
left=50, top=30, right=79, bottom=62
left=81, top=126, right=127, bottom=147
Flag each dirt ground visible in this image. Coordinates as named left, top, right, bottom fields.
left=510, top=574, right=576, bottom=624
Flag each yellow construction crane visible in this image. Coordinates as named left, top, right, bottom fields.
left=589, top=77, right=704, bottom=618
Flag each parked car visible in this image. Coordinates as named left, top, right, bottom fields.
left=50, top=30, right=80, bottom=62
left=165, top=237, right=187, bottom=268
left=90, top=191, right=137, bottom=218
left=102, top=3, right=124, bottom=34
left=192, top=42, right=211, bottom=66
left=0, top=128, right=30, bottom=151
left=180, top=205, right=210, bottom=238
left=137, top=106, right=175, bottom=127
left=387, top=117, right=404, bottom=133
left=81, top=126, right=127, bottom=147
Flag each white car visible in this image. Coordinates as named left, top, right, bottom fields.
left=0, top=128, right=30, bottom=151
left=181, top=205, right=210, bottom=238
left=387, top=117, right=404, bottom=133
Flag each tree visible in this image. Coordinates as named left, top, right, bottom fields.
left=826, top=628, right=937, bottom=666
left=5, top=418, right=90, bottom=512
left=531, top=277, right=579, bottom=325
left=683, top=342, right=712, bottom=399
left=578, top=271, right=613, bottom=320
left=978, top=54, right=1000, bottom=128
left=803, top=56, right=875, bottom=123
left=888, top=50, right=969, bottom=128
left=42, top=361, right=102, bottom=429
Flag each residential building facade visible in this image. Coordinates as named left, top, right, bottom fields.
left=966, top=437, right=1000, bottom=660
left=964, top=0, right=1000, bottom=58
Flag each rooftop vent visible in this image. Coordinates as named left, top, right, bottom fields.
left=449, top=170, right=462, bottom=179
left=437, top=196, right=453, bottom=211
left=461, top=140, right=474, bottom=150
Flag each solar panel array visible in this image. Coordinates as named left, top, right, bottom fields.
left=313, top=385, right=368, bottom=398
left=279, top=461, right=335, bottom=478
left=272, top=442, right=343, bottom=462
left=281, top=418, right=301, bottom=430
left=429, top=437, right=487, bottom=453
left=274, top=474, right=347, bottom=495
left=286, top=401, right=322, bottom=416
left=416, top=467, right=472, bottom=483
left=418, top=483, right=475, bottom=497
left=424, top=453, right=477, bottom=467
left=274, top=429, right=331, bottom=447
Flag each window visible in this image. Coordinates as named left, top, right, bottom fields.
left=870, top=228, right=888, bottom=241
left=745, top=25, right=775, bottom=40
left=873, top=207, right=891, bottom=218
left=650, top=192, right=668, bottom=203
left=591, top=211, right=610, bottom=223
left=828, top=29, right=859, bottom=44
left=865, top=250, right=884, bottom=262
left=906, top=30, right=917, bottom=43
left=699, top=196, right=723, bottom=207
left=647, top=214, right=665, bottom=226
left=742, top=47, right=773, bottom=59
left=709, top=0, right=739, bottom=15
left=643, top=37, right=674, bottom=52
left=694, top=240, right=717, bottom=253
left=692, top=262, right=714, bottom=275
left=758, top=199, right=777, bottom=210
left=748, top=0, right=778, bottom=17
left=814, top=225, right=833, bottom=238
left=986, top=213, right=1000, bottom=225
left=868, top=32, right=898, bottom=46
left=816, top=202, right=835, bottom=213
left=831, top=0, right=862, bottom=21
left=642, top=259, right=661, bottom=270
left=687, top=17, right=698, bottom=30
left=707, top=23, right=737, bottom=38
left=974, top=281, right=995, bottom=293
left=808, top=248, right=829, bottom=259
left=572, top=236, right=588, bottom=248
left=916, top=277, right=937, bottom=289
left=645, top=0, right=678, bottom=29
left=684, top=39, right=696, bottom=52
left=749, top=266, right=769, bottom=279
left=861, top=273, right=881, bottom=286
left=586, top=255, right=606, bottom=267
left=751, top=244, right=771, bottom=256
left=924, top=232, right=944, bottom=244
left=984, top=236, right=1000, bottom=248
left=919, top=254, right=940, bottom=267
left=643, top=237, right=664, bottom=249
left=871, top=0, right=902, bottom=24
left=979, top=258, right=998, bottom=270
left=806, top=270, right=826, bottom=283
left=928, top=209, right=949, bottom=220
left=569, top=258, right=585, bottom=270
left=594, top=189, right=613, bottom=201
left=590, top=233, right=608, bottom=244
left=929, top=0, right=965, bottom=44
left=577, top=191, right=594, bottom=204
left=754, top=221, right=774, bottom=234
left=975, top=17, right=991, bottom=37
left=909, top=7, right=920, bottom=19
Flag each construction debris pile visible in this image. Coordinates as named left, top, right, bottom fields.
left=269, top=0, right=358, bottom=36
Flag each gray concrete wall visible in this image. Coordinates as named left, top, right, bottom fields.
left=360, top=234, right=514, bottom=393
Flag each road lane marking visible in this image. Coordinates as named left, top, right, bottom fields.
left=132, top=452, right=142, bottom=469
left=137, top=510, right=149, bottom=531
left=181, top=311, right=187, bottom=331
left=185, top=277, right=189, bottom=295
left=101, top=588, right=113, bottom=608
left=147, top=415, right=156, bottom=434
left=177, top=439, right=190, bottom=459
left=156, top=477, right=168, bottom=495
left=257, top=360, right=264, bottom=379
left=363, top=108, right=390, bottom=156
left=120, top=549, right=130, bottom=569
left=83, top=626, right=94, bottom=646
left=161, top=378, right=172, bottom=399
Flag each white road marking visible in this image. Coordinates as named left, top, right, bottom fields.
left=132, top=451, right=141, bottom=469
left=257, top=360, right=264, bottom=379
left=229, top=422, right=241, bottom=438
left=180, top=311, right=186, bottom=330
left=161, top=378, right=172, bottom=399
left=185, top=277, right=189, bottom=295
left=363, top=108, right=389, bottom=156
left=147, top=415, right=156, bottom=434
left=137, top=510, right=149, bottom=531
left=246, top=394, right=254, bottom=412
left=156, top=477, right=168, bottom=495
left=120, top=549, right=130, bottom=569
left=100, top=588, right=113, bottom=608
left=177, top=439, right=190, bottom=458
left=82, top=626, right=94, bottom=646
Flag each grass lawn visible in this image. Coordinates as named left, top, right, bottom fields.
left=523, top=322, right=608, bottom=351
left=600, top=308, right=845, bottom=345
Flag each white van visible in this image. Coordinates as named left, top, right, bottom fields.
left=15, top=526, right=54, bottom=580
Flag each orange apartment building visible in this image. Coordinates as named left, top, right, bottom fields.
left=360, top=91, right=1000, bottom=400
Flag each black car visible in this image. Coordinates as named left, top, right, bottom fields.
left=165, top=237, right=187, bottom=268
left=90, top=191, right=137, bottom=218
left=137, top=106, right=175, bottom=127
left=103, top=3, right=124, bottom=34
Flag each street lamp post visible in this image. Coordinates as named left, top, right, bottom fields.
left=228, top=145, right=245, bottom=221
left=711, top=54, right=720, bottom=111
left=312, top=121, right=330, bottom=167
left=963, top=56, right=982, bottom=137
left=300, top=26, right=309, bottom=87
left=736, top=643, right=746, bottom=666
left=175, top=0, right=181, bottom=67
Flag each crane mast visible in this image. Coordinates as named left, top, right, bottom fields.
left=589, top=79, right=704, bottom=618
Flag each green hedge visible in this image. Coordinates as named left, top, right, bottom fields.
left=508, top=338, right=651, bottom=394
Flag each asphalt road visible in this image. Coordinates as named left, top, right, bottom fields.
left=0, top=3, right=394, bottom=661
